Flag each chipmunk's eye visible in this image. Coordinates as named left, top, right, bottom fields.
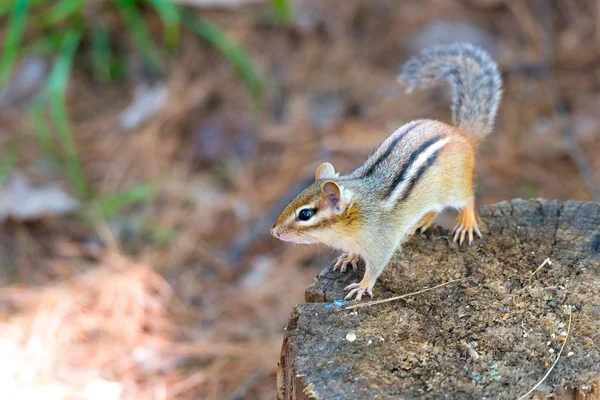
left=298, top=208, right=315, bottom=221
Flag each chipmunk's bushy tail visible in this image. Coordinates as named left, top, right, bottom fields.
left=398, top=42, right=502, bottom=143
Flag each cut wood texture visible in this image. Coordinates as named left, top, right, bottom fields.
left=278, top=199, right=600, bottom=400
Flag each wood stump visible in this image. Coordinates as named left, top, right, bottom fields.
left=278, top=199, right=600, bottom=400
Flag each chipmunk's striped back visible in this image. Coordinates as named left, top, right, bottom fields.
left=349, top=120, right=457, bottom=209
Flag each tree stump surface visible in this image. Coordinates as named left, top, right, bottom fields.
left=277, top=199, right=600, bottom=400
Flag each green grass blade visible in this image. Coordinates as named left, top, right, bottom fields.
left=0, top=0, right=29, bottom=87
left=0, top=0, right=16, bottom=16
left=47, top=30, right=80, bottom=93
left=30, top=99, right=55, bottom=157
left=91, top=183, right=156, bottom=219
left=0, top=133, right=22, bottom=186
left=25, top=32, right=65, bottom=55
left=47, top=30, right=87, bottom=197
left=183, top=13, right=262, bottom=102
left=270, top=0, right=293, bottom=24
left=45, top=0, right=84, bottom=25
left=0, top=0, right=44, bottom=17
left=91, top=24, right=111, bottom=81
left=145, top=225, right=178, bottom=247
left=49, top=96, right=87, bottom=197
left=115, top=0, right=162, bottom=71
left=148, top=0, right=180, bottom=49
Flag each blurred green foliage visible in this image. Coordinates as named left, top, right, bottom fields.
left=91, top=183, right=156, bottom=219
left=0, top=134, right=22, bottom=187
left=182, top=13, right=262, bottom=101
left=0, top=0, right=29, bottom=86
left=270, top=0, right=294, bottom=24
left=45, top=30, right=87, bottom=197
left=0, top=0, right=291, bottom=216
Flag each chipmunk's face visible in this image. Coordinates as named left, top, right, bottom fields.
left=271, top=163, right=353, bottom=245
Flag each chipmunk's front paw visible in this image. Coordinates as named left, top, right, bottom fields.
left=332, top=252, right=360, bottom=273
left=344, top=279, right=374, bottom=301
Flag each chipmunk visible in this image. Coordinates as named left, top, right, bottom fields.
left=270, top=43, right=502, bottom=300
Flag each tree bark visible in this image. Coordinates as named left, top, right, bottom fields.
left=278, top=199, right=600, bottom=400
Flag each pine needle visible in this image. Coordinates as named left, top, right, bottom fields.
left=344, top=277, right=471, bottom=310
left=532, top=258, right=552, bottom=275
left=517, top=306, right=573, bottom=400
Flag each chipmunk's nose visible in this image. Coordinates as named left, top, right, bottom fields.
left=270, top=227, right=280, bottom=238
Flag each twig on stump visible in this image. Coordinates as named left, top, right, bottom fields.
left=345, top=277, right=471, bottom=310
left=517, top=307, right=574, bottom=400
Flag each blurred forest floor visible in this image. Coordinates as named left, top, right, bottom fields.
left=0, top=0, right=599, bottom=399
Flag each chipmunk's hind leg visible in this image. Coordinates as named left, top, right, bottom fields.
left=412, top=211, right=439, bottom=234
left=453, top=201, right=482, bottom=245
left=442, top=138, right=480, bottom=245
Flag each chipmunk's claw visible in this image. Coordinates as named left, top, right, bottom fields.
left=452, top=207, right=482, bottom=246
left=344, top=281, right=374, bottom=301
left=452, top=223, right=482, bottom=246
left=332, top=253, right=360, bottom=273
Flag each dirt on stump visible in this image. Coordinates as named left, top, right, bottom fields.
left=278, top=199, right=600, bottom=400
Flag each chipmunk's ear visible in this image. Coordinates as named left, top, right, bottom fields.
left=315, top=162, right=337, bottom=180
left=321, top=180, right=342, bottom=210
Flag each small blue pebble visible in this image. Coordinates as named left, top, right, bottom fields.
left=324, top=299, right=346, bottom=307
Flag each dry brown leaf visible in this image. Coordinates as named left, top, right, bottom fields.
left=0, top=173, right=79, bottom=222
